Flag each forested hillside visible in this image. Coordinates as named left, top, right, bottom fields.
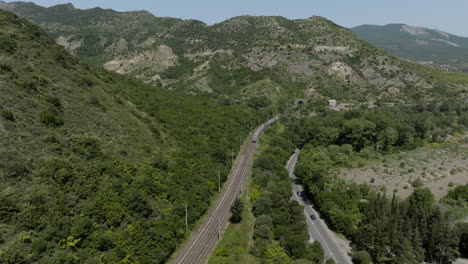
left=0, top=10, right=260, bottom=263
left=352, top=24, right=468, bottom=72
left=1, top=1, right=467, bottom=108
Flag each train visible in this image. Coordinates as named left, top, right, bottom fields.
left=251, top=116, right=281, bottom=143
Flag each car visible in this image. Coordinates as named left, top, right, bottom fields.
left=310, top=214, right=316, bottom=220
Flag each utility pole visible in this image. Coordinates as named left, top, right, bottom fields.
left=217, top=213, right=221, bottom=240
left=185, top=204, right=188, bottom=233
left=218, top=171, right=221, bottom=193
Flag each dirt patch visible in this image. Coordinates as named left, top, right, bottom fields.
left=56, top=36, right=83, bottom=55
left=103, top=44, right=177, bottom=75
left=339, top=143, right=468, bottom=199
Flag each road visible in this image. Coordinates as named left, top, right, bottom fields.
left=286, top=149, right=353, bottom=264
left=170, top=117, right=279, bottom=264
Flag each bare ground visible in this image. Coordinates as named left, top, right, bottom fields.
left=339, top=142, right=468, bottom=199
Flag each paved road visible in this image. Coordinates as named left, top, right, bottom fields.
left=170, top=117, right=279, bottom=264
left=286, top=149, right=353, bottom=264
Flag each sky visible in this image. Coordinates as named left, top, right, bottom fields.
left=5, top=0, right=468, bottom=37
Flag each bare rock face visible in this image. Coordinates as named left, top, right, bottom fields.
left=56, top=36, right=83, bottom=55
left=3, top=2, right=465, bottom=105
left=103, top=44, right=178, bottom=75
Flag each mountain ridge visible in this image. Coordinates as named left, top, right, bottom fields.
left=1, top=1, right=467, bottom=107
left=352, top=23, right=468, bottom=72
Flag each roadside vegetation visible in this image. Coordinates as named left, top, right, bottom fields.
left=249, top=124, right=326, bottom=264
left=292, top=103, right=468, bottom=263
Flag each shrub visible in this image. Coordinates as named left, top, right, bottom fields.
left=230, top=199, right=244, bottom=223
left=0, top=63, right=12, bottom=73
left=39, top=109, right=63, bottom=127
left=352, top=250, right=372, bottom=264
left=45, top=96, right=62, bottom=109
left=0, top=196, right=19, bottom=223
left=0, top=34, right=17, bottom=53
left=71, top=137, right=102, bottom=160
left=1, top=109, right=14, bottom=121
left=411, top=178, right=424, bottom=188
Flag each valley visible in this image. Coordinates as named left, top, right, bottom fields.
left=0, top=2, right=467, bottom=264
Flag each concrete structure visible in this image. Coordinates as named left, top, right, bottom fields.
left=328, top=99, right=337, bottom=106
left=294, top=99, right=308, bottom=106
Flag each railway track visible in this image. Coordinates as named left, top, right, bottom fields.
left=170, top=117, right=278, bottom=264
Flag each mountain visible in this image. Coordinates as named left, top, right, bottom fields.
left=352, top=24, right=468, bottom=72
left=1, top=1, right=467, bottom=107
left=0, top=9, right=258, bottom=263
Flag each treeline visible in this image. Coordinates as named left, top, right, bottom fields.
left=249, top=125, right=326, bottom=264
left=293, top=105, right=468, bottom=263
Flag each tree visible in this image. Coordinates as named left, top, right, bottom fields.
left=306, top=241, right=324, bottom=264
left=455, top=223, right=468, bottom=258
left=352, top=250, right=372, bottom=264
left=230, top=199, right=244, bottom=223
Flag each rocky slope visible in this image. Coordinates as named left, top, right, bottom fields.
left=1, top=1, right=467, bottom=108
left=352, top=24, right=468, bottom=72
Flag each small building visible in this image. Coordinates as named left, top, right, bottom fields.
left=328, top=100, right=337, bottom=106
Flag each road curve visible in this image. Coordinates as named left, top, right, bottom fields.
left=287, top=149, right=353, bottom=264
left=170, top=117, right=280, bottom=264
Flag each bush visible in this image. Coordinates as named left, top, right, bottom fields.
left=45, top=96, right=62, bottom=109
left=1, top=109, right=14, bottom=121
left=0, top=196, right=19, bottom=223
left=71, top=137, right=102, bottom=160
left=230, top=199, right=244, bottom=223
left=352, top=250, right=372, bottom=264
left=39, top=109, right=63, bottom=127
left=0, top=34, right=17, bottom=53
left=411, top=178, right=424, bottom=188
left=0, top=63, right=12, bottom=73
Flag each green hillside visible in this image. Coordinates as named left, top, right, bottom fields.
left=2, top=1, right=467, bottom=107
left=0, top=10, right=259, bottom=263
left=352, top=24, right=468, bottom=72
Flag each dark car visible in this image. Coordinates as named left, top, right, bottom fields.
left=310, top=214, right=316, bottom=220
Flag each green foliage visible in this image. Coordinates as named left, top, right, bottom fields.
left=292, top=105, right=465, bottom=263
left=0, top=33, right=17, bottom=53
left=352, top=250, right=372, bottom=264
left=455, top=222, right=468, bottom=258
left=0, top=10, right=261, bottom=263
left=352, top=24, right=468, bottom=72
left=0, top=109, right=14, bottom=121
left=0, top=196, right=19, bottom=223
left=230, top=199, right=244, bottom=223
left=247, top=96, right=270, bottom=109
left=411, top=177, right=424, bottom=188
left=447, top=185, right=468, bottom=202
left=250, top=124, right=324, bottom=263
left=39, top=108, right=64, bottom=127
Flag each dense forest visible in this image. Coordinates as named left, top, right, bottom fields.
left=249, top=124, right=326, bottom=264
left=0, top=10, right=262, bottom=263
left=292, top=104, right=468, bottom=263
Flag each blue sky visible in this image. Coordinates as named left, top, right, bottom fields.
left=5, top=0, right=468, bottom=36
